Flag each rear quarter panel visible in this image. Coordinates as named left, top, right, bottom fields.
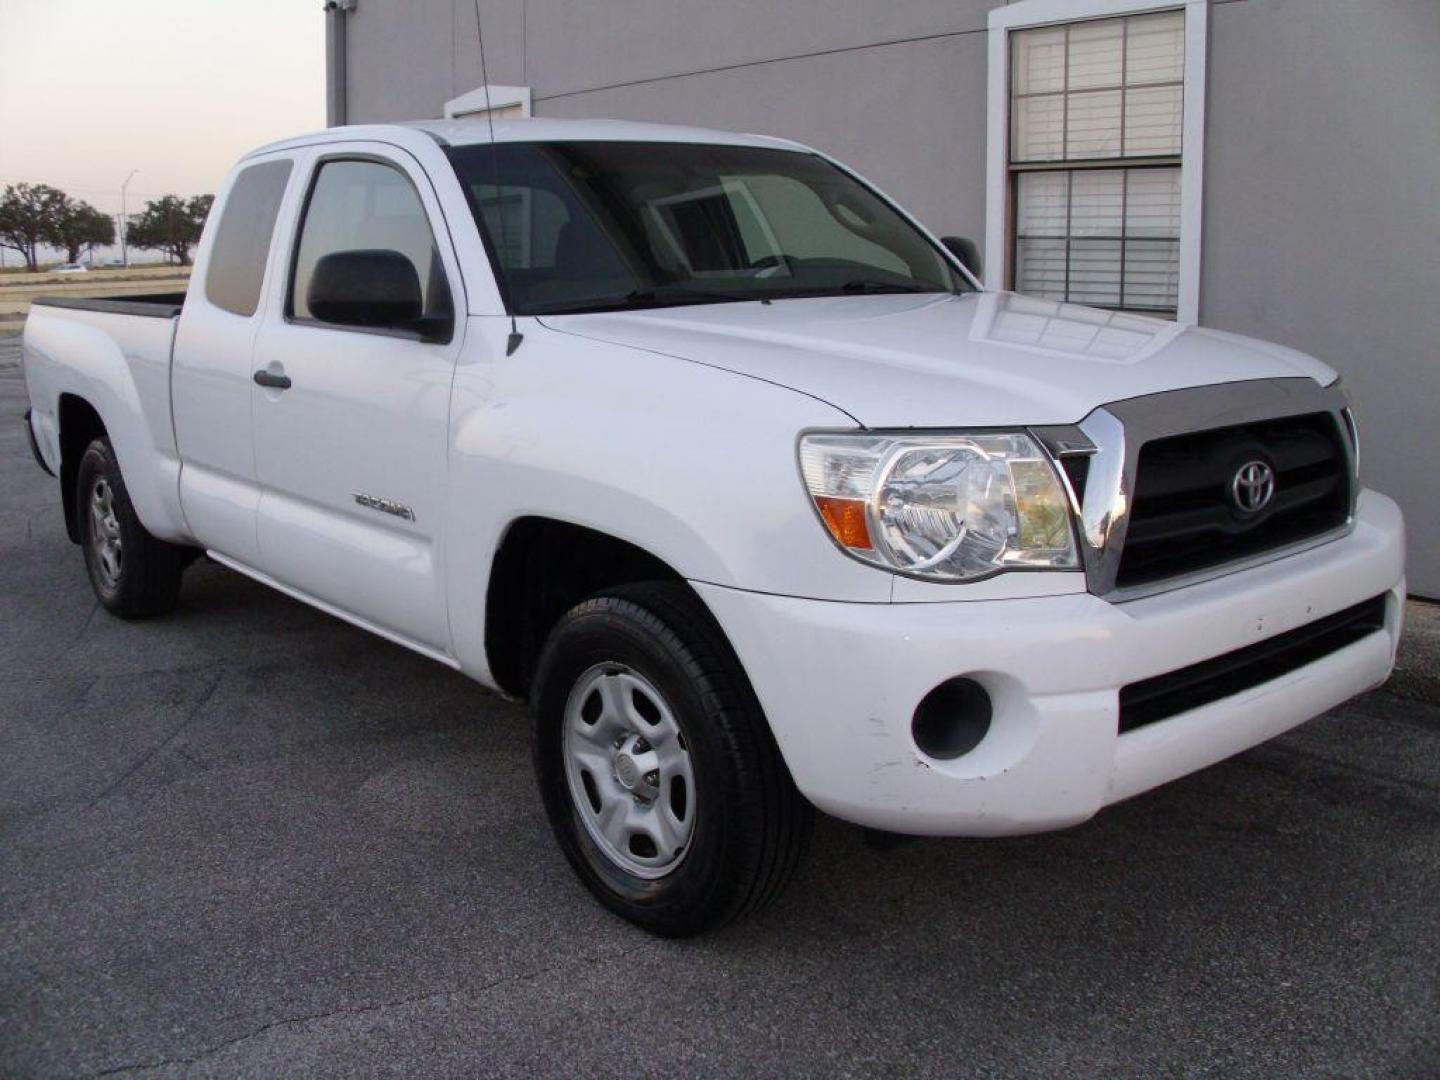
left=23, top=304, right=191, bottom=542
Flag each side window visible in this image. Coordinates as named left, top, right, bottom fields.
left=289, top=158, right=452, bottom=328
left=205, top=159, right=293, bottom=317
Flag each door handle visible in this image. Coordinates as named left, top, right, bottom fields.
left=253, top=369, right=292, bottom=390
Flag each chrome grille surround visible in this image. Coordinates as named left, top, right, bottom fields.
left=1033, top=378, right=1357, bottom=603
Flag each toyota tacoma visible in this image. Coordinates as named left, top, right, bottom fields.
left=22, top=119, right=1406, bottom=935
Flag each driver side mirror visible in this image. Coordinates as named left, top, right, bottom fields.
left=940, top=236, right=983, bottom=279
left=306, top=248, right=449, bottom=341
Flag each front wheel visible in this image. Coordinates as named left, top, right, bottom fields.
left=76, top=437, right=186, bottom=618
left=531, top=583, right=812, bottom=937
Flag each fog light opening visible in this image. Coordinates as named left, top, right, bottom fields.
left=912, top=677, right=993, bottom=760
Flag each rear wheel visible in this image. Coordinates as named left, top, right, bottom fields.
left=531, top=583, right=812, bottom=937
left=76, top=438, right=186, bottom=618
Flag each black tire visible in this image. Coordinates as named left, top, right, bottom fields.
left=531, top=582, right=812, bottom=937
left=75, top=437, right=186, bottom=618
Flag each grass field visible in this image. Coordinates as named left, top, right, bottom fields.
left=0, top=265, right=191, bottom=333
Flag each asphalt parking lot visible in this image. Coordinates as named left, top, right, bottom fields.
left=2, top=338, right=1438, bottom=1078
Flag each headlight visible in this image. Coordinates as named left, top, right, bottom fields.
left=798, top=432, right=1080, bottom=581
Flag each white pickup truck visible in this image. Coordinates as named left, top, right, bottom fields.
left=22, top=119, right=1406, bottom=935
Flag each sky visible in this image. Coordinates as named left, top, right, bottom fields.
left=0, top=0, right=323, bottom=260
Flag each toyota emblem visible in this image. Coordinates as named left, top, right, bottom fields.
left=1231, top=460, right=1276, bottom=514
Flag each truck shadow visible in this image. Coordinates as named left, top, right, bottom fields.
left=170, top=559, right=1439, bottom=954
left=6, top=540, right=1438, bottom=1074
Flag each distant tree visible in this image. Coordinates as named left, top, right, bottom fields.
left=190, top=193, right=215, bottom=229
left=126, top=194, right=214, bottom=266
left=47, top=200, right=116, bottom=264
left=0, top=183, right=70, bottom=271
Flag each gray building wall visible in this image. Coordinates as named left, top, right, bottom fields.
left=1201, top=0, right=1439, bottom=597
left=333, top=0, right=1440, bottom=595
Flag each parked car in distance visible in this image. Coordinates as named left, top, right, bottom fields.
left=21, top=119, right=1406, bottom=935
left=49, top=263, right=87, bottom=274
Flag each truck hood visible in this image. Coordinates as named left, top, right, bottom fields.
left=540, top=291, right=1336, bottom=428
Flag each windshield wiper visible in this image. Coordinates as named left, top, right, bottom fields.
left=626, top=285, right=771, bottom=307
left=531, top=284, right=770, bottom=317
left=531, top=280, right=933, bottom=316
left=837, top=279, right=933, bottom=295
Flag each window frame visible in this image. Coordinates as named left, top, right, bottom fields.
left=284, top=151, right=457, bottom=344
left=985, top=0, right=1207, bottom=324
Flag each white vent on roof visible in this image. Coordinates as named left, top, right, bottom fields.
left=443, top=85, right=532, bottom=121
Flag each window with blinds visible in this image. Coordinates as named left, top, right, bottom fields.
left=1009, top=10, right=1184, bottom=316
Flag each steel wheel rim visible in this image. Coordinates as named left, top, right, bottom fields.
left=562, top=663, right=696, bottom=879
left=88, top=478, right=123, bottom=588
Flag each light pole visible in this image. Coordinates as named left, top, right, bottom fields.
left=120, top=170, right=139, bottom=267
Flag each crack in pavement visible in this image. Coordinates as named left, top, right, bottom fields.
left=89, top=950, right=626, bottom=1077
left=0, top=660, right=228, bottom=688
left=70, top=599, right=101, bottom=648
left=88, top=672, right=224, bottom=805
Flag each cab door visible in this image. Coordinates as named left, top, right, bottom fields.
left=173, top=154, right=296, bottom=565
left=249, top=145, right=465, bottom=655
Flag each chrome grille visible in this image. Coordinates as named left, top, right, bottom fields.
left=1117, top=412, right=1351, bottom=588
left=1037, top=378, right=1358, bottom=601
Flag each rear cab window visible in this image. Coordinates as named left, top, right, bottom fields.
left=204, top=159, right=294, bottom=317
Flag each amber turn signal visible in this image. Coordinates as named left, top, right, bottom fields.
left=814, top=495, right=872, bottom=550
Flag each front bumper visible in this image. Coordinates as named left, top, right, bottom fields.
left=696, top=490, right=1406, bottom=836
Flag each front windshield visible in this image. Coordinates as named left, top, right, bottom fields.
left=445, top=141, right=969, bottom=315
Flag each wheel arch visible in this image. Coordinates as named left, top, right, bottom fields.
left=57, top=393, right=109, bottom=542
left=483, top=515, right=716, bottom=699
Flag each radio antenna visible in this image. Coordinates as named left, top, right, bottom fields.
left=474, top=0, right=523, bottom=356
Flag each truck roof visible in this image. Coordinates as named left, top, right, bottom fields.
left=244, top=118, right=811, bottom=159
